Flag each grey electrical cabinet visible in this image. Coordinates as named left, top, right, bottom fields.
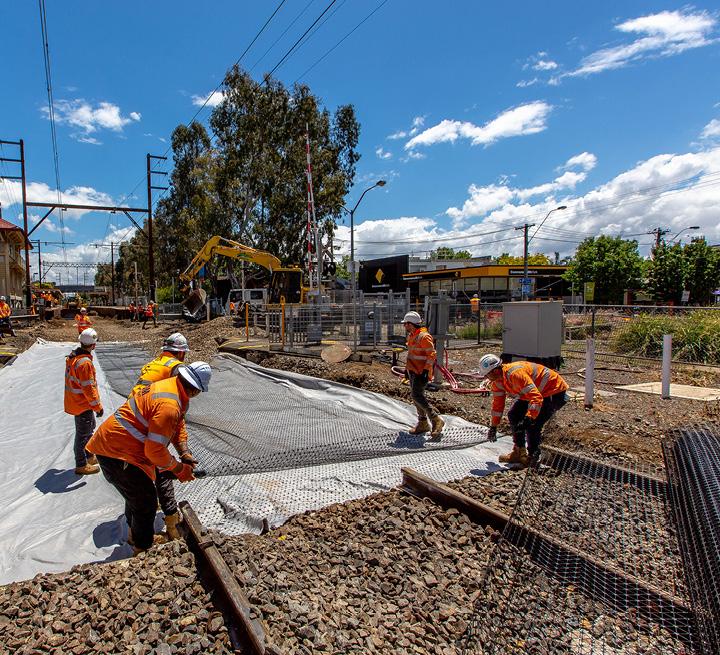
left=502, top=301, right=563, bottom=358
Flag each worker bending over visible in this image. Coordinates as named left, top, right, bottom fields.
left=478, top=354, right=568, bottom=467
left=74, top=307, right=92, bottom=335
left=64, top=328, right=103, bottom=475
left=87, top=361, right=211, bottom=555
left=403, top=311, right=445, bottom=439
left=131, top=333, right=193, bottom=539
left=0, top=296, right=15, bottom=341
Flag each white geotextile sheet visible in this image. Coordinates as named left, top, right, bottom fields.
left=0, top=340, right=507, bottom=584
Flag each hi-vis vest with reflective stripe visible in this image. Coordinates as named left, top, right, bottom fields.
left=64, top=350, right=102, bottom=416
left=130, top=352, right=181, bottom=397
left=75, top=313, right=92, bottom=333
left=87, top=376, right=189, bottom=481
left=405, top=326, right=436, bottom=375
left=0, top=302, right=11, bottom=319
left=490, top=361, right=568, bottom=426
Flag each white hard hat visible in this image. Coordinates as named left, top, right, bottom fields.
left=80, top=307, right=87, bottom=313
left=0, top=296, right=5, bottom=301
left=473, top=293, right=479, bottom=298
left=178, top=361, right=211, bottom=392
left=79, top=328, right=98, bottom=346
left=402, top=311, right=423, bottom=325
left=477, top=354, right=502, bottom=377
left=163, top=332, right=190, bottom=353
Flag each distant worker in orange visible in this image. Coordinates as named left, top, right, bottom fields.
left=0, top=296, right=15, bottom=341
left=87, top=361, right=212, bottom=554
left=75, top=307, right=92, bottom=334
left=64, top=328, right=104, bottom=475
left=128, top=301, right=136, bottom=322
left=402, top=311, right=445, bottom=440
left=229, top=300, right=235, bottom=316
left=142, top=301, right=157, bottom=330
left=470, top=293, right=479, bottom=314
left=478, top=354, right=569, bottom=467
left=130, top=332, right=192, bottom=540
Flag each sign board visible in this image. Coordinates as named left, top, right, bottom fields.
left=521, top=281, right=532, bottom=295
left=681, top=289, right=690, bottom=303
left=584, top=282, right=595, bottom=302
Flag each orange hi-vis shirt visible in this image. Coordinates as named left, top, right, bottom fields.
left=0, top=301, right=11, bottom=319
left=490, top=361, right=568, bottom=427
left=64, top=349, right=103, bottom=416
left=75, top=313, right=92, bottom=334
left=144, top=304, right=154, bottom=317
left=87, top=376, right=189, bottom=480
left=130, top=352, right=182, bottom=397
left=405, top=326, right=436, bottom=375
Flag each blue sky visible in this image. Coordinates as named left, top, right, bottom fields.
left=2, top=1, right=720, bottom=283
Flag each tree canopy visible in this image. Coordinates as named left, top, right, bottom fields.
left=430, top=246, right=473, bottom=260
left=496, top=253, right=551, bottom=265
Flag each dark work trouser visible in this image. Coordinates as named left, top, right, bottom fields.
left=73, top=410, right=96, bottom=468
left=96, top=455, right=157, bottom=550
left=408, top=371, right=437, bottom=419
left=142, top=315, right=157, bottom=329
left=155, top=469, right=178, bottom=516
left=507, top=391, right=567, bottom=456
left=0, top=317, right=14, bottom=336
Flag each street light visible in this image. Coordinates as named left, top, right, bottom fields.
left=669, top=226, right=700, bottom=243
left=344, top=180, right=386, bottom=350
left=520, top=205, right=567, bottom=300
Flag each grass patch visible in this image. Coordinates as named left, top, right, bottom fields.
left=612, top=311, right=720, bottom=363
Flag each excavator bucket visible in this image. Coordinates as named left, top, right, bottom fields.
left=182, top=288, right=207, bottom=317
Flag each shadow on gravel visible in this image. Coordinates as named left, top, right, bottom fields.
left=34, top=468, right=87, bottom=494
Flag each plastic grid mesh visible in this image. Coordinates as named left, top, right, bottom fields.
left=461, top=434, right=697, bottom=655
left=663, top=424, right=720, bottom=655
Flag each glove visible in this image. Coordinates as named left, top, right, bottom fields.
left=487, top=426, right=497, bottom=442
left=181, top=452, right=199, bottom=467
left=96, top=408, right=104, bottom=418
left=173, top=462, right=195, bottom=483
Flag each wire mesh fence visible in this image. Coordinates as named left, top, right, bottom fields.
left=461, top=433, right=698, bottom=655
left=663, top=424, right=720, bottom=655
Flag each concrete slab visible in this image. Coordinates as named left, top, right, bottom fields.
left=568, top=387, right=617, bottom=400
left=615, top=381, right=720, bottom=401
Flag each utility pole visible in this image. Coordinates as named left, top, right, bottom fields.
left=110, top=242, right=115, bottom=305
left=649, top=227, right=671, bottom=248
left=134, top=261, right=138, bottom=306
left=515, top=222, right=536, bottom=301
left=146, top=153, right=168, bottom=303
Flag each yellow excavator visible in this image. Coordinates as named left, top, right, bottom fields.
left=179, top=236, right=307, bottom=314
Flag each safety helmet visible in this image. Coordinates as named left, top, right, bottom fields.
left=477, top=354, right=502, bottom=377
left=163, top=332, right=190, bottom=353
left=473, top=293, right=479, bottom=298
left=80, top=307, right=87, bottom=313
left=79, top=328, right=98, bottom=346
left=0, top=296, right=5, bottom=301
left=402, top=311, right=423, bottom=326
left=178, top=361, right=211, bottom=392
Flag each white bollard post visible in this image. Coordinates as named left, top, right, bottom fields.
left=584, top=338, right=595, bottom=409
left=662, top=334, right=672, bottom=399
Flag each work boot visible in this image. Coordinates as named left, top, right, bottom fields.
left=408, top=417, right=431, bottom=435
left=498, top=447, right=529, bottom=467
left=74, top=463, right=100, bottom=475
left=429, top=415, right=445, bottom=440
left=86, top=454, right=98, bottom=466
left=164, top=512, right=182, bottom=540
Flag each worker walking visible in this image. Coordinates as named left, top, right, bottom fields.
left=0, top=296, right=15, bottom=341
left=128, top=301, right=136, bottom=322
left=478, top=354, right=568, bottom=467
left=74, top=307, right=92, bottom=335
left=130, top=332, right=192, bottom=540
left=64, top=328, right=104, bottom=475
left=87, top=361, right=211, bottom=555
left=403, top=311, right=445, bottom=440
left=142, top=301, right=157, bottom=329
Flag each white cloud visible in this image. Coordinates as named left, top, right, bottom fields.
left=0, top=181, right=115, bottom=219
left=375, top=147, right=392, bottom=160
left=43, top=220, right=73, bottom=235
left=701, top=118, right=720, bottom=139
left=43, top=100, right=141, bottom=141
left=516, top=78, right=539, bottom=88
left=405, top=102, right=552, bottom=151
left=191, top=90, right=225, bottom=107
left=568, top=9, right=716, bottom=78
left=387, top=116, right=426, bottom=140
left=534, top=60, right=558, bottom=71
left=560, top=151, right=597, bottom=172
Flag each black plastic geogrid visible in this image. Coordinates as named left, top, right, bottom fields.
left=462, top=434, right=698, bottom=655
left=663, top=424, right=720, bottom=655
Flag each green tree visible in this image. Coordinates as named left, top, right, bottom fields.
left=496, top=252, right=551, bottom=265
left=430, top=246, right=473, bottom=259
left=564, top=236, right=643, bottom=304
left=646, top=242, right=685, bottom=303
left=335, top=255, right=350, bottom=280
left=682, top=238, right=720, bottom=305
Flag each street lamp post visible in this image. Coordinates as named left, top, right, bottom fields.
left=669, top=226, right=700, bottom=243
left=518, top=205, right=567, bottom=301
left=344, top=180, right=386, bottom=350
